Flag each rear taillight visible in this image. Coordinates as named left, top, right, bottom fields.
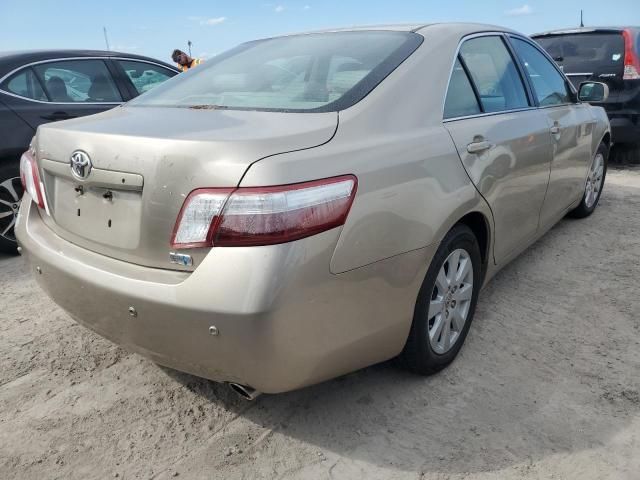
left=19, top=150, right=45, bottom=209
left=171, top=175, right=357, bottom=249
left=171, top=188, right=234, bottom=249
left=623, top=29, right=640, bottom=80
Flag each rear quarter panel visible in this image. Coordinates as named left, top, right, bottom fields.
left=240, top=25, right=494, bottom=274
left=241, top=123, right=488, bottom=274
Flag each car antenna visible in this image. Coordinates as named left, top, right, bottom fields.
left=580, top=10, right=584, bottom=28
left=103, top=26, right=111, bottom=51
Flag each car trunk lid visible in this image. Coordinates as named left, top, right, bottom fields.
left=34, top=106, right=338, bottom=271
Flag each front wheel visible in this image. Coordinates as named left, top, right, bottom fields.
left=0, top=162, right=23, bottom=254
left=398, top=224, right=482, bottom=375
left=569, top=142, right=608, bottom=219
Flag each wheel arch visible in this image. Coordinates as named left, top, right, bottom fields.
left=455, top=211, right=491, bottom=270
left=601, top=131, right=612, bottom=151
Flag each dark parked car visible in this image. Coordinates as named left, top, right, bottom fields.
left=532, top=27, right=640, bottom=147
left=0, top=50, right=178, bottom=252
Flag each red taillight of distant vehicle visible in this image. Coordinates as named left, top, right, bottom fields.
left=623, top=29, right=640, bottom=80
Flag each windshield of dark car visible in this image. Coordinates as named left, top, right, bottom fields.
left=128, top=31, right=422, bottom=112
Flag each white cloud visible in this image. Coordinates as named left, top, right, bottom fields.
left=303, top=5, right=311, bottom=10
left=274, top=5, right=285, bottom=12
left=505, top=4, right=533, bottom=16
left=188, top=16, right=227, bottom=26
left=201, top=16, right=227, bottom=25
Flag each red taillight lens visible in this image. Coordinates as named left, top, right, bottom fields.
left=19, top=150, right=45, bottom=209
left=215, top=176, right=357, bottom=246
left=171, top=175, right=357, bottom=249
left=623, top=29, right=640, bottom=80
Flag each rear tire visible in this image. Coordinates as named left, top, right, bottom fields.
left=569, top=142, right=608, bottom=219
left=0, top=161, right=23, bottom=255
left=398, top=224, right=482, bottom=375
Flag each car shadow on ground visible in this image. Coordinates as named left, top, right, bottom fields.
left=161, top=203, right=640, bottom=475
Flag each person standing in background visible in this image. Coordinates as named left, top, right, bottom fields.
left=171, top=49, right=202, bottom=72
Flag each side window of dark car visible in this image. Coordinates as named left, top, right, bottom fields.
left=444, top=58, right=481, bottom=119
left=1, top=68, right=47, bottom=101
left=459, top=36, right=530, bottom=113
left=32, top=60, right=122, bottom=103
left=116, top=60, right=176, bottom=95
left=510, top=38, right=573, bottom=107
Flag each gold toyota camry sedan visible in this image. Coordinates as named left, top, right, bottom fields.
left=16, top=23, right=611, bottom=398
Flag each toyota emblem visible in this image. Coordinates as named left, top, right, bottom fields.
left=70, top=150, right=92, bottom=180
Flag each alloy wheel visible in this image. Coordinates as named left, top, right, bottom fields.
left=427, top=248, right=474, bottom=354
left=0, top=176, right=23, bottom=243
left=585, top=152, right=605, bottom=209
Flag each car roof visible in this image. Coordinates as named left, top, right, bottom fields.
left=416, top=22, right=520, bottom=35
left=532, top=26, right=640, bottom=37
left=0, top=49, right=178, bottom=77
left=258, top=22, right=520, bottom=41
left=292, top=23, right=430, bottom=34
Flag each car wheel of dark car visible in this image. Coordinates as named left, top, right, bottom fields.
left=569, top=142, right=608, bottom=219
left=398, top=224, right=482, bottom=375
left=0, top=162, right=23, bottom=254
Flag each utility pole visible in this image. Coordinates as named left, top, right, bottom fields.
left=103, top=27, right=111, bottom=51
left=580, top=10, right=584, bottom=28
left=188, top=40, right=192, bottom=57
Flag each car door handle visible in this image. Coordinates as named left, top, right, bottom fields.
left=466, top=141, right=492, bottom=154
left=41, top=111, right=73, bottom=121
left=550, top=126, right=561, bottom=135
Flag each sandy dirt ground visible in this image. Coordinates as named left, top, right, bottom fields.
left=1, top=167, right=640, bottom=480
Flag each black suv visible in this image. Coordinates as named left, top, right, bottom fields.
left=0, top=50, right=178, bottom=252
left=532, top=27, right=640, bottom=146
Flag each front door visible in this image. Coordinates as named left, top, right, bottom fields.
left=444, top=35, right=553, bottom=263
left=509, top=37, right=595, bottom=227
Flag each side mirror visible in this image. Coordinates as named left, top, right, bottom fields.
left=578, top=81, right=609, bottom=103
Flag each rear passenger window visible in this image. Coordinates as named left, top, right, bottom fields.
left=510, top=38, right=572, bottom=106
left=1, top=68, right=47, bottom=101
left=460, top=36, right=530, bottom=113
left=444, top=59, right=481, bottom=119
left=32, top=60, right=122, bottom=103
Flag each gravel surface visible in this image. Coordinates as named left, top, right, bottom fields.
left=1, top=168, right=639, bottom=480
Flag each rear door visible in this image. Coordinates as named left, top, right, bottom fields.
left=509, top=36, right=594, bottom=227
left=0, top=58, right=123, bottom=130
left=534, top=31, right=626, bottom=103
left=444, top=35, right=554, bottom=263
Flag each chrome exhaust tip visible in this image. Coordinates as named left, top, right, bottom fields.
left=228, top=383, right=261, bottom=401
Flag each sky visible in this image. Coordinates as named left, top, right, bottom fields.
left=1, top=0, right=639, bottom=64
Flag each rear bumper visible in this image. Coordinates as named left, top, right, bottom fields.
left=16, top=198, right=433, bottom=393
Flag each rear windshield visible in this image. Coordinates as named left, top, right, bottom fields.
left=534, top=33, right=625, bottom=73
left=128, top=31, right=422, bottom=112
